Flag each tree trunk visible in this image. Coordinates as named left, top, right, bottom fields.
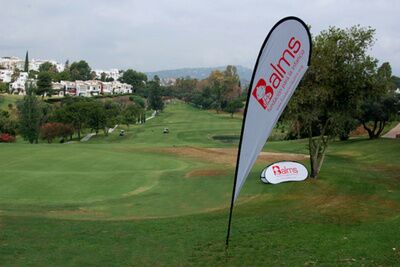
left=308, top=121, right=329, bottom=178
left=375, top=121, right=386, bottom=138
left=362, top=120, right=386, bottom=139
left=362, top=121, right=375, bottom=139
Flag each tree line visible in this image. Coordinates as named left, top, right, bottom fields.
left=282, top=25, right=399, bottom=178
left=1, top=25, right=399, bottom=181
left=0, top=86, right=148, bottom=144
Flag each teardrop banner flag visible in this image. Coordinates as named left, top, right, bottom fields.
left=226, top=16, right=312, bottom=247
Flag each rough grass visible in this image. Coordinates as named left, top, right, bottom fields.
left=0, top=101, right=399, bottom=266
left=0, top=94, right=22, bottom=110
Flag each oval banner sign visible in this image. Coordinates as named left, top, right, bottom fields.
left=260, top=161, right=308, bottom=184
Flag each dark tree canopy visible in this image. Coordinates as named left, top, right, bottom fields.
left=36, top=72, right=53, bottom=97
left=39, top=62, right=58, bottom=74
left=148, top=81, right=164, bottom=112
left=69, top=60, right=92, bottom=81
left=24, top=51, right=29, bottom=72
left=120, top=69, right=147, bottom=95
left=17, top=85, right=42, bottom=144
left=286, top=25, right=378, bottom=178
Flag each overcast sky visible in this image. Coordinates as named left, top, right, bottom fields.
left=1, top=0, right=399, bottom=74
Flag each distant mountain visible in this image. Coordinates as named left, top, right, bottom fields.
left=146, top=65, right=253, bottom=87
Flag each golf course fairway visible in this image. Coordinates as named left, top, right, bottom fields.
left=0, top=102, right=399, bottom=266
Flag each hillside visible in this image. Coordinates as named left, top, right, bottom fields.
left=146, top=65, right=253, bottom=86
left=0, top=102, right=399, bottom=266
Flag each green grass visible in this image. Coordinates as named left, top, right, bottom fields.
left=0, top=94, right=22, bottom=110
left=0, top=101, right=399, bottom=266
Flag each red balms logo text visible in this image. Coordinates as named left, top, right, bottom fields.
left=272, top=165, right=298, bottom=176
left=252, top=37, right=302, bottom=110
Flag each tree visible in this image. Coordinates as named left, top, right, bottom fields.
left=86, top=102, right=107, bottom=135
left=224, top=99, right=244, bottom=117
left=0, top=110, right=17, bottom=135
left=392, top=76, right=400, bottom=88
left=0, top=82, right=9, bottom=93
left=56, top=70, right=71, bottom=82
left=129, top=95, right=146, bottom=109
left=17, top=85, right=42, bottom=144
left=286, top=25, right=377, bottom=178
left=360, top=95, right=399, bottom=139
left=40, top=122, right=62, bottom=143
left=39, top=101, right=54, bottom=126
left=24, top=51, right=29, bottom=72
left=205, top=66, right=241, bottom=113
left=148, top=81, right=164, bottom=111
left=120, top=69, right=147, bottom=96
left=207, top=70, right=226, bottom=112
left=90, top=71, right=97, bottom=80
left=103, top=100, right=121, bottom=135
left=359, top=62, right=398, bottom=139
left=36, top=72, right=53, bottom=97
left=100, top=72, right=106, bottom=82
left=39, top=62, right=58, bottom=73
left=69, top=60, right=92, bottom=81
left=11, top=68, right=20, bottom=83
left=64, top=59, right=69, bottom=69
left=174, top=77, right=198, bottom=102
left=122, top=104, right=140, bottom=128
left=40, top=122, right=74, bottom=143
left=55, top=99, right=91, bottom=139
left=28, top=70, right=39, bottom=79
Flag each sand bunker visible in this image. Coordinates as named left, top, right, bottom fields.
left=152, top=147, right=308, bottom=166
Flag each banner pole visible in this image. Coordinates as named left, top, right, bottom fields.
left=225, top=15, right=312, bottom=250
left=225, top=84, right=254, bottom=249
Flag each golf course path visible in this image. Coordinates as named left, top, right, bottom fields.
left=383, top=122, right=400, bottom=138
left=79, top=111, right=156, bottom=142
left=146, top=110, right=157, bottom=121
left=81, top=125, right=119, bottom=142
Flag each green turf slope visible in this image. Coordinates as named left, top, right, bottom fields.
left=0, top=101, right=399, bottom=266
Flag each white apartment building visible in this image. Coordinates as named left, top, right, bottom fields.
left=9, top=72, right=33, bottom=95
left=51, top=82, right=65, bottom=97
left=61, top=81, right=77, bottom=96
left=75, top=81, right=90, bottom=96
left=0, top=69, right=13, bottom=83
left=0, top=57, right=64, bottom=72
left=101, top=82, right=113, bottom=94
left=94, top=68, right=121, bottom=81
left=29, top=59, right=64, bottom=72
left=0, top=57, right=21, bottom=70
left=110, top=81, right=133, bottom=94
left=86, top=80, right=102, bottom=96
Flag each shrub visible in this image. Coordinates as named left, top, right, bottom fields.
left=40, top=122, right=74, bottom=143
left=0, top=133, right=16, bottom=143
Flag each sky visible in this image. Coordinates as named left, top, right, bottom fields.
left=1, top=0, right=399, bottom=74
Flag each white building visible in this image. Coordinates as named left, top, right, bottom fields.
left=86, top=80, right=102, bottom=96
left=0, top=69, right=13, bottom=83
left=100, top=82, right=113, bottom=94
left=60, top=81, right=77, bottom=96
left=94, top=68, right=121, bottom=81
left=9, top=72, right=32, bottom=95
left=0, top=57, right=64, bottom=73
left=111, top=81, right=133, bottom=94
left=51, top=82, right=65, bottom=97
left=75, top=81, right=89, bottom=96
left=0, top=57, right=22, bottom=70
left=29, top=59, right=64, bottom=72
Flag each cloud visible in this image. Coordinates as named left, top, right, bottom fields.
left=0, top=0, right=399, bottom=74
